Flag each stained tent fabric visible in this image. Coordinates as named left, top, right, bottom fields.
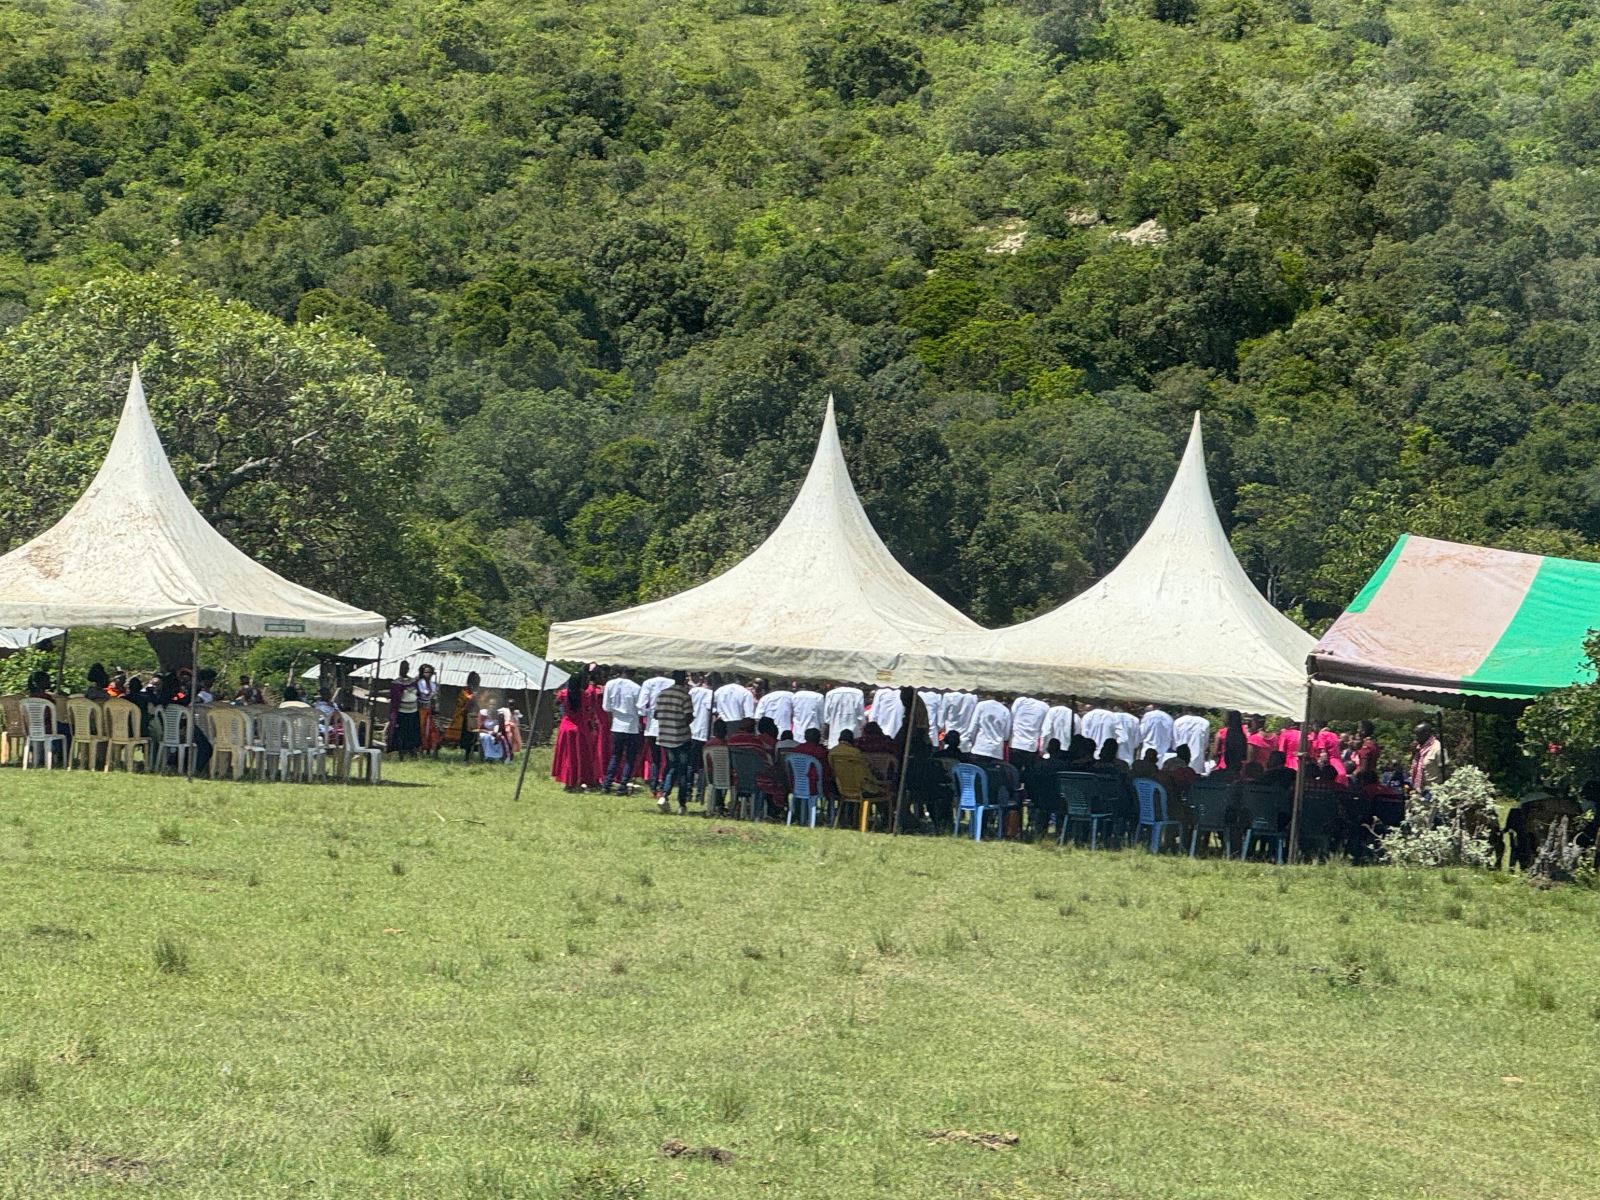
left=1308, top=534, right=1600, bottom=704
left=926, top=413, right=1386, bottom=721
left=0, top=366, right=385, bottom=638
left=546, top=397, right=981, bottom=680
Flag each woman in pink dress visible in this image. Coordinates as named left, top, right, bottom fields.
left=551, top=668, right=597, bottom=791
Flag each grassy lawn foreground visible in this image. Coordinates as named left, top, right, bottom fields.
left=0, top=760, right=1595, bottom=1198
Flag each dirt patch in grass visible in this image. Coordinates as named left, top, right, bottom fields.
left=922, top=1129, right=1018, bottom=1151
left=661, top=1138, right=735, bottom=1164
left=62, top=1146, right=153, bottom=1179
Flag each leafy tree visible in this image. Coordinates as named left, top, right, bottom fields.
left=801, top=22, right=929, bottom=103
left=0, top=273, right=443, bottom=624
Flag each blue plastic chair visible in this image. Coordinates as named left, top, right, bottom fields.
left=951, top=763, right=1002, bottom=841
left=1239, top=783, right=1289, bottom=864
left=785, top=752, right=824, bottom=828
left=1056, top=772, right=1114, bottom=849
left=1133, top=777, right=1181, bottom=853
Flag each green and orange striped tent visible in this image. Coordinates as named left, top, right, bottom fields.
left=1308, top=535, right=1600, bottom=706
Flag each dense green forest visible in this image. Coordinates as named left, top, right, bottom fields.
left=3, top=0, right=1600, bottom=645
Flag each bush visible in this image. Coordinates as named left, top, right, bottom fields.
left=1378, top=766, right=1499, bottom=869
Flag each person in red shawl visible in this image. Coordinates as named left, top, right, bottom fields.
left=552, top=666, right=599, bottom=792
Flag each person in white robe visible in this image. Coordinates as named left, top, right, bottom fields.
left=822, top=683, right=866, bottom=748
left=791, top=686, right=825, bottom=740
left=1009, top=695, right=1049, bottom=766
left=1138, top=703, right=1176, bottom=763
left=869, top=686, right=905, bottom=738
left=1172, top=708, right=1213, bottom=775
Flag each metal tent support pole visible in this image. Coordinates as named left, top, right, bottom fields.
left=184, top=627, right=199, bottom=782
left=513, top=659, right=553, bottom=802
left=54, top=629, right=69, bottom=692
left=1471, top=710, right=1479, bottom=765
left=1286, top=681, right=1313, bottom=865
left=368, top=636, right=385, bottom=717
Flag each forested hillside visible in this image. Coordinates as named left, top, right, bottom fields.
left=3, top=0, right=1599, bottom=641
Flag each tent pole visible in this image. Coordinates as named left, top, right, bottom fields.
left=55, top=629, right=69, bottom=692
left=513, top=659, right=553, bottom=803
left=1286, top=681, right=1312, bottom=865
left=184, top=626, right=199, bottom=783
left=368, top=636, right=384, bottom=717
left=891, top=686, right=913, bottom=836
left=1470, top=709, right=1479, bottom=765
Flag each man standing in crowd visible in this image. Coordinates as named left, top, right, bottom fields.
left=712, top=673, right=755, bottom=733
left=1139, top=702, right=1175, bottom=763
left=940, top=690, right=978, bottom=751
left=870, top=684, right=905, bottom=738
left=1009, top=694, right=1048, bottom=769
left=1172, top=707, right=1212, bottom=774
left=969, top=694, right=1012, bottom=762
left=919, top=688, right=945, bottom=747
left=791, top=684, right=825, bottom=746
left=755, top=680, right=796, bottom=740
left=1409, top=722, right=1444, bottom=795
left=651, top=671, right=694, bottom=814
left=637, top=669, right=673, bottom=791
left=823, top=681, right=866, bottom=747
left=601, top=667, right=642, bottom=794
left=1044, top=699, right=1075, bottom=755
left=1110, top=702, right=1141, bottom=766
left=1080, top=699, right=1114, bottom=757
left=688, top=672, right=713, bottom=803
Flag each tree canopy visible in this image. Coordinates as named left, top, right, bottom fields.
left=2, top=0, right=1598, bottom=639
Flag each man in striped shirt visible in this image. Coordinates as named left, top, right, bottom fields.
left=652, top=670, right=695, bottom=814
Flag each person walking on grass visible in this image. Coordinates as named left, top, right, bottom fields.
left=652, top=671, right=695, bottom=814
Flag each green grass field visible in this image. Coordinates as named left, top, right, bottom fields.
left=0, top=760, right=1595, bottom=1199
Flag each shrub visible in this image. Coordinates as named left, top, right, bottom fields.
left=1527, top=818, right=1590, bottom=888
left=1378, top=766, right=1499, bottom=869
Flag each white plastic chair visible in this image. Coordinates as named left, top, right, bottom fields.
left=338, top=712, right=382, bottom=784
left=19, top=698, right=65, bottom=769
left=254, top=712, right=302, bottom=782
left=155, top=705, right=193, bottom=775
left=287, top=710, right=329, bottom=782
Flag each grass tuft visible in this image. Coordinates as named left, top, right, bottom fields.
left=740, top=944, right=764, bottom=960
left=570, top=1094, right=609, bottom=1140
left=152, top=935, right=190, bottom=976
left=709, top=1079, right=749, bottom=1122
left=1058, top=902, right=1077, bottom=918
left=156, top=821, right=186, bottom=846
left=872, top=927, right=899, bottom=957
left=390, top=860, right=406, bottom=876
left=0, top=1058, right=40, bottom=1099
left=1179, top=900, right=1204, bottom=921
left=1512, top=976, right=1559, bottom=1013
left=359, top=1116, right=399, bottom=1157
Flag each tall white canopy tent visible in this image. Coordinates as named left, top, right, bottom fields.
left=0, top=366, right=385, bottom=639
left=932, top=413, right=1383, bottom=722
left=0, top=627, right=65, bottom=653
left=547, top=397, right=981, bottom=680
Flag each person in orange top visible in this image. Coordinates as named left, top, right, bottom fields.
left=444, top=671, right=482, bottom=762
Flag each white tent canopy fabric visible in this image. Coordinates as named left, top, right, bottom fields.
left=547, top=397, right=981, bottom=681
left=306, top=625, right=568, bottom=692
left=0, top=366, right=385, bottom=638
left=0, top=626, right=64, bottom=652
left=924, top=414, right=1388, bottom=722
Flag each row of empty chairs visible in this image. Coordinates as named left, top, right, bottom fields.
left=0, top=696, right=383, bottom=783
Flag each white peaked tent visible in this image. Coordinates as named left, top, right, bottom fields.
left=0, top=366, right=385, bottom=638
left=306, top=626, right=569, bottom=692
left=933, top=413, right=1366, bottom=721
left=547, top=397, right=981, bottom=680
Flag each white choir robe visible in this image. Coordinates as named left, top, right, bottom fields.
left=869, top=687, right=905, bottom=737
left=755, top=689, right=795, bottom=738
left=791, top=690, right=825, bottom=741
left=1172, top=714, right=1212, bottom=774
left=822, top=686, right=866, bottom=748
left=1139, top=708, right=1176, bottom=762
left=919, top=690, right=945, bottom=747
left=939, top=692, right=978, bottom=750
left=1009, top=696, right=1049, bottom=755
left=1043, top=705, right=1076, bottom=753
left=1079, top=707, right=1114, bottom=757
left=970, top=699, right=1012, bottom=759
left=1111, top=711, right=1141, bottom=765
left=638, top=675, right=673, bottom=737
left=713, top=683, right=755, bottom=723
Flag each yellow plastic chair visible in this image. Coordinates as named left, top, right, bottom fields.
left=0, top=695, right=23, bottom=765
left=103, top=699, right=147, bottom=773
left=67, top=698, right=108, bottom=770
left=829, top=751, right=891, bottom=832
left=208, top=707, right=250, bottom=780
